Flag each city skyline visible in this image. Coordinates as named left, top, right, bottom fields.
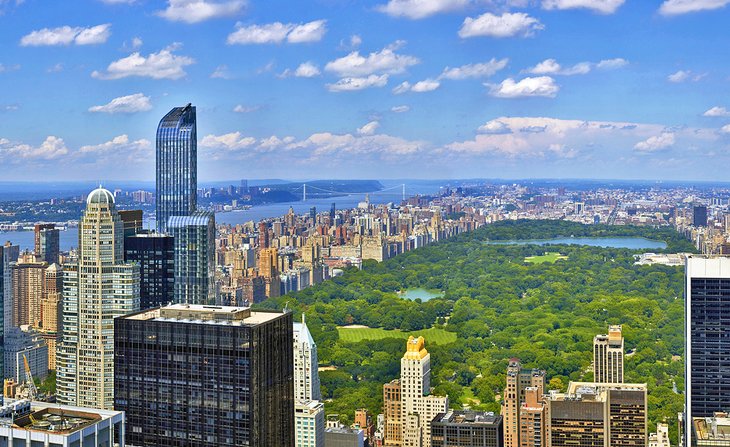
left=1, top=1, right=730, bottom=181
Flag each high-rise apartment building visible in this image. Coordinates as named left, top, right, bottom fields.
left=296, top=400, right=325, bottom=447
left=168, top=212, right=216, bottom=305
left=685, top=256, right=730, bottom=446
left=11, top=255, right=46, bottom=329
left=259, top=247, right=281, bottom=298
left=519, top=387, right=545, bottom=447
left=1, top=242, right=20, bottom=380
left=34, top=224, right=59, bottom=264
left=383, top=379, right=402, bottom=447
left=40, top=263, right=62, bottom=369
left=593, top=324, right=624, bottom=383
left=545, top=382, right=647, bottom=447
left=502, top=359, right=546, bottom=447
left=400, top=336, right=448, bottom=447
left=56, top=187, right=140, bottom=410
left=114, top=304, right=294, bottom=447
left=124, top=233, right=175, bottom=309
left=156, top=104, right=197, bottom=234
left=431, top=411, right=504, bottom=447
left=294, top=315, right=322, bottom=402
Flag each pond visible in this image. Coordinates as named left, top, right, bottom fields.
left=398, top=288, right=444, bottom=302
left=483, top=236, right=667, bottom=250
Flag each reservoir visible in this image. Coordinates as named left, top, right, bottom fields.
left=484, top=237, right=668, bottom=250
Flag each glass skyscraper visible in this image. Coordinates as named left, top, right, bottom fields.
left=156, top=104, right=197, bottom=234
left=168, top=212, right=216, bottom=305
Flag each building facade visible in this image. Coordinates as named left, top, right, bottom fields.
left=384, top=379, right=402, bottom=446
left=35, top=223, right=59, bottom=264
left=1, top=242, right=20, bottom=379
left=124, top=233, right=175, bottom=310
left=593, top=325, right=624, bottom=383
left=114, top=304, right=294, bottom=447
left=156, top=104, right=197, bottom=234
left=168, top=212, right=216, bottom=305
left=11, top=255, right=46, bottom=329
left=56, top=188, right=140, bottom=410
left=431, top=411, right=504, bottom=447
left=294, top=315, right=322, bottom=402
left=502, top=359, right=546, bottom=447
left=296, top=400, right=325, bottom=447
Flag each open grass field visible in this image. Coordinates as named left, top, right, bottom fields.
left=337, top=326, right=457, bottom=344
left=524, top=252, right=568, bottom=264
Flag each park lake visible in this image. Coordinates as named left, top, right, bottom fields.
left=483, top=236, right=667, bottom=250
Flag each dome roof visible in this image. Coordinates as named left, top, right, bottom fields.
left=87, top=187, right=115, bottom=206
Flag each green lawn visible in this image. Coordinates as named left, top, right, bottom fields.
left=337, top=326, right=457, bottom=344
left=524, top=252, right=568, bottom=264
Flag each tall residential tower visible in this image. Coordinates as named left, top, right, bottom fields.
left=593, top=324, right=624, bottom=383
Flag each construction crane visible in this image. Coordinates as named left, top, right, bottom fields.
left=22, top=354, right=38, bottom=401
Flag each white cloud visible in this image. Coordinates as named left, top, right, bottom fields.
left=131, top=37, right=143, bottom=49
left=376, top=0, right=470, bottom=19
left=157, top=0, right=245, bottom=23
left=2, top=104, right=20, bottom=112
left=439, top=58, right=509, bottom=80
left=704, top=106, right=730, bottom=117
left=211, top=64, right=233, bottom=79
left=47, top=63, right=64, bottom=73
left=634, top=133, right=675, bottom=152
left=350, top=35, right=362, bottom=47
left=232, top=104, right=260, bottom=113
left=88, top=93, right=152, bottom=114
left=488, top=76, right=559, bottom=98
left=393, top=81, right=412, bottom=94
left=596, top=58, right=628, bottom=69
left=227, top=20, right=327, bottom=44
left=20, top=24, right=111, bottom=46
left=0, top=136, right=69, bottom=160
left=78, top=135, right=151, bottom=156
left=325, top=43, right=419, bottom=77
left=358, top=121, right=380, bottom=135
left=478, top=120, right=511, bottom=134
left=394, top=78, right=440, bottom=93
left=201, top=132, right=257, bottom=150
left=659, top=0, right=730, bottom=15
left=667, top=70, right=690, bottom=83
left=91, top=45, right=195, bottom=80
left=524, top=58, right=591, bottom=75
left=721, top=124, right=730, bottom=134
left=295, top=62, right=321, bottom=77
left=326, top=75, right=389, bottom=92
left=459, top=12, right=544, bottom=38
left=391, top=105, right=410, bottom=113
left=542, top=0, right=625, bottom=14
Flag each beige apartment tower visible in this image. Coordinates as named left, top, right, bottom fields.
left=593, top=325, right=624, bottom=383
left=503, top=358, right=546, bottom=447
left=384, top=379, right=402, bottom=446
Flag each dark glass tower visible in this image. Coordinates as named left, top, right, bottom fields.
left=124, top=233, right=175, bottom=310
left=114, top=304, right=294, bottom=447
left=685, top=257, right=730, bottom=446
left=167, top=212, right=216, bottom=305
left=35, top=224, right=59, bottom=264
left=156, top=104, right=197, bottom=234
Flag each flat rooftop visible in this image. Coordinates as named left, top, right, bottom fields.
left=1, top=400, right=123, bottom=435
left=433, top=411, right=501, bottom=426
left=694, top=416, right=730, bottom=443
left=124, top=304, right=285, bottom=326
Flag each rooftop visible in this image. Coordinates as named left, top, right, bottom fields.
left=694, top=414, right=730, bottom=443
left=0, top=400, right=123, bottom=436
left=124, top=303, right=285, bottom=326
left=432, top=410, right=501, bottom=426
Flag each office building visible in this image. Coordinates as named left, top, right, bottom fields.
left=294, top=315, right=322, bottom=402
left=693, top=205, right=708, bottom=228
left=1, top=242, right=20, bottom=380
left=56, top=187, right=140, bottom=410
left=502, top=359, right=546, bottom=447
left=156, top=104, right=197, bottom=233
left=546, top=382, right=647, bottom=447
left=691, top=413, right=730, bottom=446
left=324, top=427, right=364, bottom=447
left=685, top=256, right=730, bottom=446
left=119, top=209, right=144, bottom=241
left=3, top=327, right=48, bottom=383
left=124, top=233, right=175, bottom=310
left=431, top=411, right=504, bottom=447
left=400, top=336, right=448, bottom=447
left=168, top=212, right=216, bottom=305
left=114, top=304, right=294, bottom=447
left=296, top=400, right=325, bottom=447
left=0, top=399, right=126, bottom=447
left=11, top=255, right=46, bottom=329
left=35, top=224, right=59, bottom=264
left=384, top=379, right=402, bottom=446
left=593, top=324, right=624, bottom=383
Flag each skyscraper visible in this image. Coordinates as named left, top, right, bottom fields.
left=294, top=315, right=322, bottom=402
left=685, top=256, right=730, bottom=446
left=114, top=304, right=295, bottom=447
left=693, top=205, right=708, bottom=228
left=168, top=212, right=216, bottom=305
left=124, top=233, right=174, bottom=310
left=56, top=187, right=140, bottom=410
left=431, top=411, right=503, bottom=447
left=502, top=359, right=546, bottom=447
left=593, top=324, right=624, bottom=383
left=0, top=242, right=20, bottom=382
left=11, top=254, right=46, bottom=329
left=35, top=224, right=59, bottom=264
left=156, top=104, right=197, bottom=233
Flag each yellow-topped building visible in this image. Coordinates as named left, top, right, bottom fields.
left=403, top=336, right=428, bottom=360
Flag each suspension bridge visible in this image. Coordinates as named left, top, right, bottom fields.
left=288, top=183, right=408, bottom=201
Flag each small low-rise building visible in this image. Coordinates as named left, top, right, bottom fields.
left=431, top=411, right=504, bottom=447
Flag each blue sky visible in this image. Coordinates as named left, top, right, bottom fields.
left=1, top=0, right=730, bottom=182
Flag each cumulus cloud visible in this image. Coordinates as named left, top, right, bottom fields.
left=91, top=45, right=195, bottom=80
left=357, top=121, right=380, bottom=135
left=20, top=24, right=111, bottom=46
left=393, top=78, right=440, bottom=93
left=459, top=12, right=543, bottom=38
left=391, top=105, right=410, bottom=113
left=478, top=120, right=511, bottom=134
left=325, top=42, right=419, bottom=77
left=210, top=64, right=233, bottom=79
left=667, top=70, right=690, bottom=83
left=88, top=93, right=152, bottom=113
left=488, top=76, right=559, bottom=98
left=227, top=20, right=327, bottom=44
left=721, top=124, right=730, bottom=134
left=281, top=61, right=321, bottom=78
left=326, top=75, right=389, bottom=92
left=0, top=136, right=69, bottom=160
left=157, top=0, right=245, bottom=23
left=634, top=133, right=675, bottom=152
left=232, top=104, right=260, bottom=113
left=201, top=132, right=257, bottom=150
left=596, top=58, right=628, bottom=69
left=542, top=0, right=625, bottom=14
left=78, top=135, right=151, bottom=157
left=704, top=106, right=730, bottom=117
left=659, top=0, right=730, bottom=15
left=524, top=57, right=627, bottom=76
left=376, top=0, right=470, bottom=19
left=439, top=58, right=509, bottom=80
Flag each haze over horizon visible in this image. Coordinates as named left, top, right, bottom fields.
left=2, top=0, right=730, bottom=181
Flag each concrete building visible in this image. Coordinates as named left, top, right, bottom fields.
left=56, top=187, right=140, bottom=410
left=502, top=359, right=546, bottom=447
left=519, top=387, right=545, bottom=447
left=3, top=326, right=48, bottom=383
left=11, top=255, right=46, bottom=329
left=114, top=304, right=294, bottom=447
left=296, top=400, right=325, bottom=447
left=294, top=315, right=322, bottom=402
left=0, top=399, right=125, bottom=447
left=325, top=426, right=364, bottom=447
left=685, top=256, right=730, bottom=446
left=648, top=423, right=671, bottom=447
left=593, top=325, right=624, bottom=383
left=384, top=379, right=402, bottom=446
left=691, top=413, right=730, bottom=446
left=41, top=264, right=62, bottom=370
left=431, top=411, right=504, bottom=447
left=546, top=382, right=647, bottom=447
